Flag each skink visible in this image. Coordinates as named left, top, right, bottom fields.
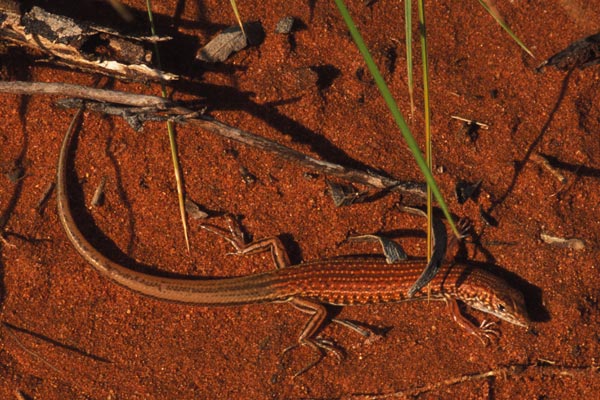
left=56, top=110, right=530, bottom=372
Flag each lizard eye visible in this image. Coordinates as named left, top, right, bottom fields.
left=497, top=303, right=506, bottom=313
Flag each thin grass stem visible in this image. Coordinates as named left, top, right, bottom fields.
left=478, top=0, right=533, bottom=57
left=417, top=0, right=433, bottom=259
left=145, top=0, right=191, bottom=252
left=404, top=0, right=414, bottom=119
left=333, top=0, right=459, bottom=237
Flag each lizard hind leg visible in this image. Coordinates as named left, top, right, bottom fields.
left=283, top=297, right=344, bottom=376
left=199, top=214, right=291, bottom=268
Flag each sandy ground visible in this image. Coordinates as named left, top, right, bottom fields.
left=1, top=1, right=599, bottom=398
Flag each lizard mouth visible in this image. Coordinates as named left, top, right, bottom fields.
left=469, top=299, right=530, bottom=329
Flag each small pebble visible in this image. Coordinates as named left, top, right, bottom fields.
left=275, top=16, right=295, bottom=34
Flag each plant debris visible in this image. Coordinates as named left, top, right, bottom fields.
left=531, top=153, right=567, bottom=184
left=275, top=16, right=295, bottom=34
left=540, top=233, right=585, bottom=250
left=196, top=21, right=264, bottom=63
left=91, top=176, right=107, bottom=207
left=0, top=2, right=176, bottom=81
left=184, top=199, right=209, bottom=220
left=395, top=206, right=449, bottom=297
left=347, top=234, right=408, bottom=263
left=455, top=179, right=481, bottom=204
left=451, top=115, right=489, bottom=144
left=326, top=180, right=368, bottom=207
left=537, top=32, right=600, bottom=71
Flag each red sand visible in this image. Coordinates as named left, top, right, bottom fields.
left=1, top=1, right=599, bottom=398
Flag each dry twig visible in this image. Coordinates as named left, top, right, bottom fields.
left=0, top=80, right=426, bottom=198
left=354, top=363, right=599, bottom=399
left=0, top=2, right=176, bottom=81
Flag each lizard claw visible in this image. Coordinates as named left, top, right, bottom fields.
left=456, top=217, right=472, bottom=239
left=282, top=337, right=345, bottom=376
left=473, top=320, right=500, bottom=346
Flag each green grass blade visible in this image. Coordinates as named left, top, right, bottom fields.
left=333, top=0, right=459, bottom=237
left=478, top=0, right=533, bottom=57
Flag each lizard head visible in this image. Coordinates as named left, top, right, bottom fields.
left=467, top=277, right=530, bottom=328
